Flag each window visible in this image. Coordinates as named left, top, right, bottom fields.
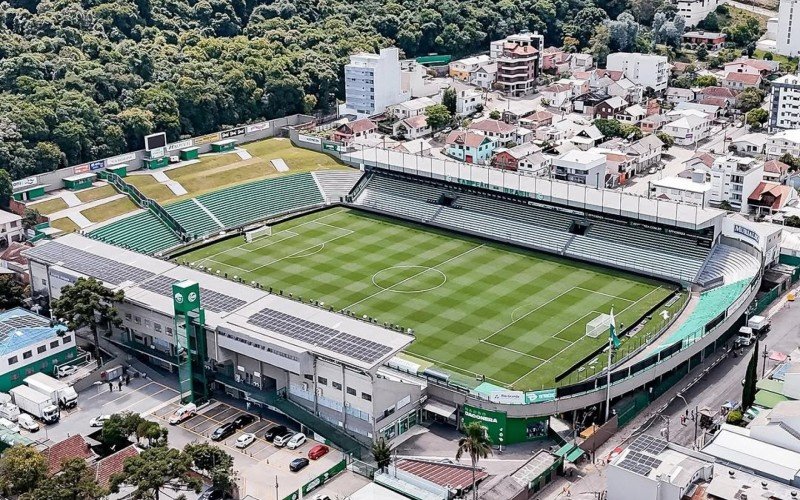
left=166, top=327, right=173, bottom=336
left=332, top=381, right=342, bottom=390
left=8, top=356, right=17, bottom=365
left=23, top=351, right=32, bottom=359
left=318, top=376, right=327, bottom=386
left=63, top=336, right=71, bottom=344
left=37, top=345, right=46, bottom=354
left=125, top=313, right=132, bottom=321
left=361, top=392, right=372, bottom=402
left=346, top=387, right=357, bottom=396
left=50, top=341, right=59, bottom=349
left=154, top=323, right=162, bottom=333
left=304, top=374, right=313, bottom=381
left=134, top=316, right=141, bottom=325
left=144, top=319, right=151, bottom=328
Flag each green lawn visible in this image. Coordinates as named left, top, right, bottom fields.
left=28, top=197, right=68, bottom=215
left=179, top=208, right=673, bottom=391
left=81, top=198, right=138, bottom=223
left=49, top=217, right=79, bottom=233
left=75, top=185, right=118, bottom=204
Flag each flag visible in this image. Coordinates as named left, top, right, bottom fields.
left=609, top=309, right=621, bottom=349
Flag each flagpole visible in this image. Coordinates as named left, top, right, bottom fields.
left=605, top=332, right=612, bottom=422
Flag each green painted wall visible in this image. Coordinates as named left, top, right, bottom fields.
left=462, top=404, right=548, bottom=445
left=0, top=347, right=78, bottom=393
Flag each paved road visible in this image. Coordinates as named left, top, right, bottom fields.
left=724, top=0, right=777, bottom=17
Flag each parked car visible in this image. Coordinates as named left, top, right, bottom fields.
left=168, top=403, right=197, bottom=425
left=286, top=433, right=306, bottom=450
left=197, top=487, right=226, bottom=500
left=56, top=365, right=78, bottom=378
left=17, top=414, right=39, bottom=432
left=232, top=414, right=255, bottom=429
left=289, top=458, right=310, bottom=472
left=308, top=444, right=329, bottom=460
left=89, top=415, right=111, bottom=427
left=0, top=417, right=19, bottom=433
left=264, top=425, right=288, bottom=442
left=235, top=433, right=256, bottom=449
left=274, top=432, right=295, bottom=448
left=210, top=423, right=236, bottom=441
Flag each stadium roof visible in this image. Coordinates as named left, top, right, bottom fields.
left=25, top=234, right=413, bottom=370
left=0, top=308, right=65, bottom=356
left=342, top=148, right=726, bottom=229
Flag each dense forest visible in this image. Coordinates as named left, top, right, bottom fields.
left=0, top=0, right=753, bottom=178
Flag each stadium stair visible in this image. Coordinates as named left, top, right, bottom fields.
left=695, top=244, right=761, bottom=288
left=312, top=170, right=364, bottom=202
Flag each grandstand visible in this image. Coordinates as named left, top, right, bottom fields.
left=89, top=210, right=181, bottom=254
left=312, top=170, right=364, bottom=202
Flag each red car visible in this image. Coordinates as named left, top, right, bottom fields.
left=308, top=444, right=329, bottom=460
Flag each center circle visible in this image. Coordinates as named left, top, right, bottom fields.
left=371, top=265, right=447, bottom=294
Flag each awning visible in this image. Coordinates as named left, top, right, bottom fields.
left=566, top=447, right=585, bottom=463
left=554, top=442, right=577, bottom=458
left=423, top=400, right=457, bottom=418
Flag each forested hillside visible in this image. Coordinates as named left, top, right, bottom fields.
left=0, top=0, right=686, bottom=177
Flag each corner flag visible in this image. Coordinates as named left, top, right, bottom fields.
left=609, top=309, right=621, bottom=349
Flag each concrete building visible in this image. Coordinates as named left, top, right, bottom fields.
left=777, top=0, right=800, bottom=56
left=769, top=73, right=800, bottom=131
left=344, top=48, right=408, bottom=116
left=490, top=32, right=544, bottom=96
left=552, top=149, right=607, bottom=187
left=767, top=128, right=800, bottom=157
left=650, top=170, right=713, bottom=206
left=451, top=81, right=485, bottom=116
left=709, top=155, right=765, bottom=212
left=677, top=0, right=720, bottom=27
left=400, top=60, right=439, bottom=98
left=388, top=97, right=437, bottom=120
left=606, top=53, right=669, bottom=92
left=0, top=211, right=23, bottom=247
left=470, top=63, right=497, bottom=90
left=449, top=54, right=492, bottom=81
left=662, top=113, right=712, bottom=146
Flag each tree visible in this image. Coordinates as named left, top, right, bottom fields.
left=488, top=110, right=501, bottom=120
left=593, top=118, right=623, bottom=138
left=0, top=445, right=47, bottom=496
left=719, top=200, right=733, bottom=211
left=590, top=25, right=611, bottom=67
left=424, top=104, right=452, bottom=131
left=694, top=75, right=718, bottom=87
left=0, top=276, right=25, bottom=309
left=742, top=340, right=759, bottom=410
left=442, top=87, right=457, bottom=115
left=696, top=45, right=708, bottom=61
left=0, top=170, right=12, bottom=209
left=656, top=132, right=675, bottom=148
left=607, top=13, right=640, bottom=52
left=184, top=443, right=235, bottom=495
left=726, top=409, right=744, bottom=425
left=631, top=0, right=664, bottom=25
left=22, top=209, right=40, bottom=232
left=780, top=153, right=800, bottom=171
left=746, top=108, right=768, bottom=129
left=371, top=438, right=392, bottom=471
left=620, top=124, right=643, bottom=140
left=110, top=446, right=202, bottom=500
left=737, top=88, right=766, bottom=112
left=102, top=414, right=134, bottom=450
left=456, top=422, right=493, bottom=500
left=701, top=12, right=720, bottom=31
left=786, top=215, right=800, bottom=228
left=25, top=458, right=105, bottom=500
left=51, top=277, right=124, bottom=368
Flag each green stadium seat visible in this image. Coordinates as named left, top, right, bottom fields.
left=88, top=210, right=181, bottom=254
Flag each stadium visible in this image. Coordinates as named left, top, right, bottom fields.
left=21, top=118, right=778, bottom=452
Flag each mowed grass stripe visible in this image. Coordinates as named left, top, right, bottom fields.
left=178, top=208, right=672, bottom=389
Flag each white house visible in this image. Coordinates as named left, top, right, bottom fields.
left=767, top=128, right=800, bottom=158
left=677, top=0, right=720, bottom=27
left=615, top=104, right=647, bottom=124
left=665, top=87, right=695, bottom=105
left=388, top=97, right=437, bottom=120
left=730, top=133, right=768, bottom=156
left=400, top=60, right=440, bottom=98
left=471, top=63, right=497, bottom=89
left=709, top=154, right=765, bottom=212
left=650, top=170, right=713, bottom=206
left=344, top=47, right=408, bottom=116
left=552, top=149, right=607, bottom=187
left=606, top=53, right=669, bottom=92
left=468, top=119, right=520, bottom=144
left=662, top=113, right=712, bottom=146
left=570, top=53, right=594, bottom=72
left=391, top=115, right=431, bottom=140
left=451, top=82, right=485, bottom=116
left=540, top=83, right=573, bottom=109
left=0, top=211, right=23, bottom=247
left=449, top=55, right=492, bottom=81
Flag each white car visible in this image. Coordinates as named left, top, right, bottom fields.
left=0, top=417, right=19, bottom=433
left=57, top=365, right=78, bottom=378
left=235, top=433, right=256, bottom=449
left=90, top=415, right=111, bottom=427
left=286, top=432, right=306, bottom=450
left=17, top=414, right=39, bottom=432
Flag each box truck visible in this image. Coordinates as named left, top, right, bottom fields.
left=9, top=386, right=59, bottom=423
left=24, top=372, right=78, bottom=409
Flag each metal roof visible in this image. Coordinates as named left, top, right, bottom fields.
left=0, top=308, right=65, bottom=356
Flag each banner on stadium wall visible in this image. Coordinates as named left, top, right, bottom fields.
left=525, top=389, right=557, bottom=404
left=12, top=177, right=37, bottom=190
left=246, top=122, right=270, bottom=133
left=298, top=134, right=322, bottom=145
left=221, top=127, right=246, bottom=139
left=107, top=152, right=137, bottom=166
left=167, top=139, right=194, bottom=152
left=488, top=390, right=526, bottom=405
left=89, top=160, right=105, bottom=171
left=73, top=164, right=90, bottom=174
left=462, top=404, right=506, bottom=444
left=322, top=141, right=344, bottom=153
left=195, top=132, right=221, bottom=145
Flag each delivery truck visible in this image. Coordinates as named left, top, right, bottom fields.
left=9, top=386, right=59, bottom=423
left=24, top=372, right=78, bottom=409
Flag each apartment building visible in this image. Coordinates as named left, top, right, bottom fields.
left=552, top=149, right=607, bottom=187
left=676, top=0, right=720, bottom=27
left=344, top=48, right=408, bottom=116
left=767, top=128, right=800, bottom=157
left=489, top=32, right=544, bottom=96
left=606, top=53, right=669, bottom=92
left=709, top=155, right=765, bottom=212
left=0, top=211, right=23, bottom=247
left=777, top=0, right=800, bottom=56
left=769, top=73, right=800, bottom=131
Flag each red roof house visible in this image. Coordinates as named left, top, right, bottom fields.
left=45, top=435, right=95, bottom=475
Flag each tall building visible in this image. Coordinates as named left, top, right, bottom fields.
left=606, top=53, right=669, bottom=92
left=709, top=155, right=764, bottom=212
left=777, top=0, right=800, bottom=56
left=344, top=48, right=408, bottom=116
left=490, top=32, right=544, bottom=96
left=769, top=73, right=800, bottom=131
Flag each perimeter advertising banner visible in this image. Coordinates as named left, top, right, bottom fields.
left=462, top=404, right=506, bottom=444
left=462, top=405, right=548, bottom=444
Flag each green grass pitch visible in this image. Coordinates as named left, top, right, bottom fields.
left=179, top=208, right=673, bottom=391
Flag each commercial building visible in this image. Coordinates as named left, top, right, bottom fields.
left=709, top=155, right=765, bottom=212
left=769, top=73, right=800, bottom=131
left=677, top=0, right=720, bottom=27
left=777, top=0, right=800, bottom=56
left=490, top=32, right=544, bottom=96
left=344, top=48, right=408, bottom=116
left=0, top=308, right=77, bottom=392
left=606, top=53, right=669, bottom=92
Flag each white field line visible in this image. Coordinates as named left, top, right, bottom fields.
left=573, top=286, right=634, bottom=303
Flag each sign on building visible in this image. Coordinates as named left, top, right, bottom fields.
left=298, top=134, right=322, bottom=145
left=221, top=127, right=246, bottom=139
left=246, top=122, right=270, bottom=133
left=106, top=152, right=137, bottom=166
left=12, top=177, right=37, bottom=190
left=167, top=139, right=194, bottom=152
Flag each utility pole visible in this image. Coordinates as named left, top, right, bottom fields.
left=275, top=476, right=279, bottom=500
left=762, top=344, right=769, bottom=378
left=692, top=405, right=699, bottom=449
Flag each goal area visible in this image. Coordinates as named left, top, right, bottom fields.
left=586, top=313, right=612, bottom=338
left=245, top=225, right=272, bottom=243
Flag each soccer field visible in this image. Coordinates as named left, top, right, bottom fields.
left=179, top=208, right=674, bottom=390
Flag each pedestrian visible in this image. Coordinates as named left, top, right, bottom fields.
left=118, top=379, right=123, bottom=391
left=125, top=374, right=130, bottom=386
left=108, top=381, right=113, bottom=392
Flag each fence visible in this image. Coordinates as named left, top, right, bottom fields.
left=282, top=459, right=347, bottom=500
left=751, top=285, right=779, bottom=315
left=616, top=391, right=650, bottom=427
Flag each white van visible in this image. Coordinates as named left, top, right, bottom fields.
left=169, top=403, right=197, bottom=425
left=17, top=414, right=39, bottom=432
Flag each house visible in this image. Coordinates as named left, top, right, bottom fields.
left=607, top=78, right=643, bottom=104
left=451, top=81, right=485, bottom=116
left=651, top=170, right=713, bottom=206
left=445, top=131, right=496, bottom=164
left=520, top=110, right=554, bottom=129
left=662, top=113, right=712, bottom=146
left=400, top=60, right=440, bottom=98
left=749, top=181, right=799, bottom=214
left=449, top=55, right=492, bottom=81
left=491, top=143, right=542, bottom=171
left=626, top=134, right=665, bottom=172
left=725, top=58, right=780, bottom=77
left=471, top=63, right=497, bottom=89
left=616, top=104, right=647, bottom=124
left=677, top=0, right=720, bottom=27
left=468, top=119, right=519, bottom=144
left=606, top=53, right=669, bottom=92
left=540, top=83, right=573, bottom=109
left=332, top=118, right=377, bottom=144
left=674, top=101, right=721, bottom=118
left=0, top=242, right=31, bottom=285
left=601, top=150, right=637, bottom=186
left=684, top=151, right=717, bottom=172
left=552, top=149, right=607, bottom=187
left=0, top=211, right=23, bottom=247
left=567, top=78, right=590, bottom=97
left=682, top=31, right=727, bottom=50
left=541, top=47, right=572, bottom=74
left=518, top=152, right=553, bottom=176
left=490, top=32, right=544, bottom=96
left=93, top=446, right=139, bottom=489
left=698, top=86, right=739, bottom=107
left=595, top=96, right=628, bottom=119
left=671, top=61, right=693, bottom=75
left=573, top=92, right=611, bottom=117
left=763, top=159, right=791, bottom=184
left=388, top=97, right=437, bottom=120
left=767, top=129, right=800, bottom=158
left=45, top=435, right=95, bottom=475
left=723, top=72, right=762, bottom=91
left=570, top=53, right=594, bottom=72
left=709, top=154, right=764, bottom=212
left=730, top=133, right=769, bottom=156
left=569, top=124, right=605, bottom=150
left=391, top=115, right=431, bottom=139
left=666, top=87, right=695, bottom=104
left=391, top=138, right=432, bottom=156
left=640, top=113, right=671, bottom=134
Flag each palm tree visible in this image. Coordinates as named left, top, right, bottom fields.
left=371, top=437, right=392, bottom=472
left=456, top=422, right=493, bottom=500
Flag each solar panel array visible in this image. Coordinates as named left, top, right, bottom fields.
left=139, top=276, right=246, bottom=313
left=25, top=242, right=154, bottom=285
left=617, top=459, right=652, bottom=476
left=628, top=435, right=668, bottom=455
left=627, top=451, right=663, bottom=469
left=247, top=308, right=393, bottom=363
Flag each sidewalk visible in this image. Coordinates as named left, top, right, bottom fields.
left=48, top=194, right=126, bottom=229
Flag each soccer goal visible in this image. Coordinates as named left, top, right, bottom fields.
left=586, top=313, right=612, bottom=338
left=245, top=225, right=272, bottom=243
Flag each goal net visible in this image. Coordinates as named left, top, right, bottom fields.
left=586, top=313, right=612, bottom=338
left=245, top=225, right=272, bottom=243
